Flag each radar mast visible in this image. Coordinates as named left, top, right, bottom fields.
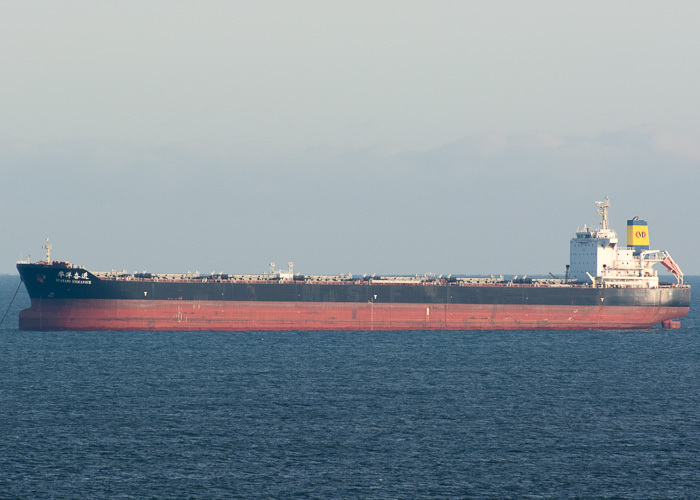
left=595, top=196, right=610, bottom=230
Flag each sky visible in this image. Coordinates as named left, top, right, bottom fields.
left=2, top=1, right=700, bottom=277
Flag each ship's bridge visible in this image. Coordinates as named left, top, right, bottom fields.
left=568, top=197, right=683, bottom=287
left=570, top=229, right=626, bottom=283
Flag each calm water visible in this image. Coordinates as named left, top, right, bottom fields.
left=1, top=275, right=699, bottom=499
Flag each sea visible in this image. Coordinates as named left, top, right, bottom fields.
left=1, top=275, right=699, bottom=499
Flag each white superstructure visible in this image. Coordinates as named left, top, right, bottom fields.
left=568, top=197, right=683, bottom=287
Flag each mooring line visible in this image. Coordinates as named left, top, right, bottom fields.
left=0, top=278, right=23, bottom=329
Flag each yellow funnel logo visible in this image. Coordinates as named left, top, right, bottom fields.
left=627, top=220, right=649, bottom=247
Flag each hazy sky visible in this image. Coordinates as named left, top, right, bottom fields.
left=2, top=1, right=700, bottom=276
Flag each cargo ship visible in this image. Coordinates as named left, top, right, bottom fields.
left=17, top=198, right=690, bottom=331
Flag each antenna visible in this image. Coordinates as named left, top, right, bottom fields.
left=43, top=237, right=52, bottom=263
left=595, top=196, right=610, bottom=230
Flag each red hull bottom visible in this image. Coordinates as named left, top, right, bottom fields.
left=19, top=299, right=689, bottom=331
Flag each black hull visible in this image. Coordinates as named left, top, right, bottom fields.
left=16, top=263, right=691, bottom=331
left=16, top=263, right=691, bottom=308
